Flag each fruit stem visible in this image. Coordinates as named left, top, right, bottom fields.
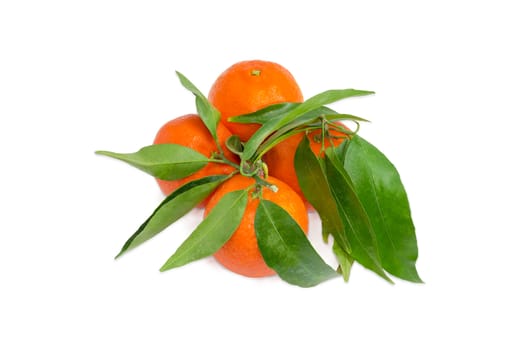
left=239, top=159, right=262, bottom=177
left=215, top=140, right=226, bottom=158
left=328, top=120, right=361, bottom=136
left=253, top=175, right=278, bottom=193
left=209, top=155, right=240, bottom=169
left=319, top=117, right=327, bottom=155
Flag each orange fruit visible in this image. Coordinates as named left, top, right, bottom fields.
left=208, top=60, right=304, bottom=141
left=153, top=114, right=238, bottom=203
left=263, top=125, right=350, bottom=205
left=204, top=175, right=308, bottom=277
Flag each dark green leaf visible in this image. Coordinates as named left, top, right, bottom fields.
left=333, top=241, right=354, bottom=282
left=229, top=102, right=299, bottom=124
left=160, top=189, right=248, bottom=271
left=344, top=136, right=422, bottom=282
left=95, top=144, right=208, bottom=180
left=334, top=137, right=350, bottom=164
left=325, top=150, right=392, bottom=283
left=242, top=89, right=374, bottom=160
left=294, top=135, right=347, bottom=247
left=115, top=175, right=228, bottom=258
left=255, top=200, right=338, bottom=287
left=176, top=71, right=220, bottom=141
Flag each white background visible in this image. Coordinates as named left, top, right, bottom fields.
left=1, top=0, right=517, bottom=349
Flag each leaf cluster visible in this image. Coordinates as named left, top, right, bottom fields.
left=96, top=72, right=422, bottom=287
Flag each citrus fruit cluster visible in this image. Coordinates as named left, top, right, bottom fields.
left=97, top=60, right=422, bottom=287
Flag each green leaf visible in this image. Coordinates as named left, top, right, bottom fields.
left=242, top=89, right=374, bottom=160
left=344, top=136, right=422, bottom=282
left=294, top=135, right=347, bottom=247
left=176, top=71, right=220, bottom=141
left=260, top=106, right=347, bottom=146
left=115, top=175, right=228, bottom=258
left=255, top=109, right=367, bottom=160
left=160, top=189, right=248, bottom=271
left=95, top=144, right=208, bottom=180
left=229, top=102, right=299, bottom=124
left=225, top=135, right=244, bottom=156
left=334, top=137, right=349, bottom=164
left=255, top=200, right=338, bottom=287
left=324, top=150, right=392, bottom=283
left=275, top=109, right=369, bottom=135
left=230, top=102, right=368, bottom=128
left=333, top=241, right=354, bottom=282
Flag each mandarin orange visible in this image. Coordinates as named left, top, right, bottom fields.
left=208, top=60, right=303, bottom=141
left=204, top=175, right=308, bottom=277
left=153, top=114, right=238, bottom=203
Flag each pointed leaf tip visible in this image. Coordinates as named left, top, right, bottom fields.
left=242, top=88, right=375, bottom=160
left=94, top=144, right=208, bottom=180
left=160, top=189, right=248, bottom=271
left=175, top=71, right=220, bottom=141
left=344, top=136, right=421, bottom=283
left=115, top=175, right=228, bottom=259
left=324, top=150, right=393, bottom=283
left=295, top=135, right=347, bottom=250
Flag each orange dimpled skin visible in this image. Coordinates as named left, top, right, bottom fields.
left=153, top=114, right=238, bottom=202
left=263, top=126, right=350, bottom=205
left=208, top=60, right=304, bottom=141
left=204, top=175, right=308, bottom=278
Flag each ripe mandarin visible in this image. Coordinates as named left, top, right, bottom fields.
left=208, top=60, right=303, bottom=141
left=205, top=175, right=308, bottom=277
left=153, top=114, right=238, bottom=202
